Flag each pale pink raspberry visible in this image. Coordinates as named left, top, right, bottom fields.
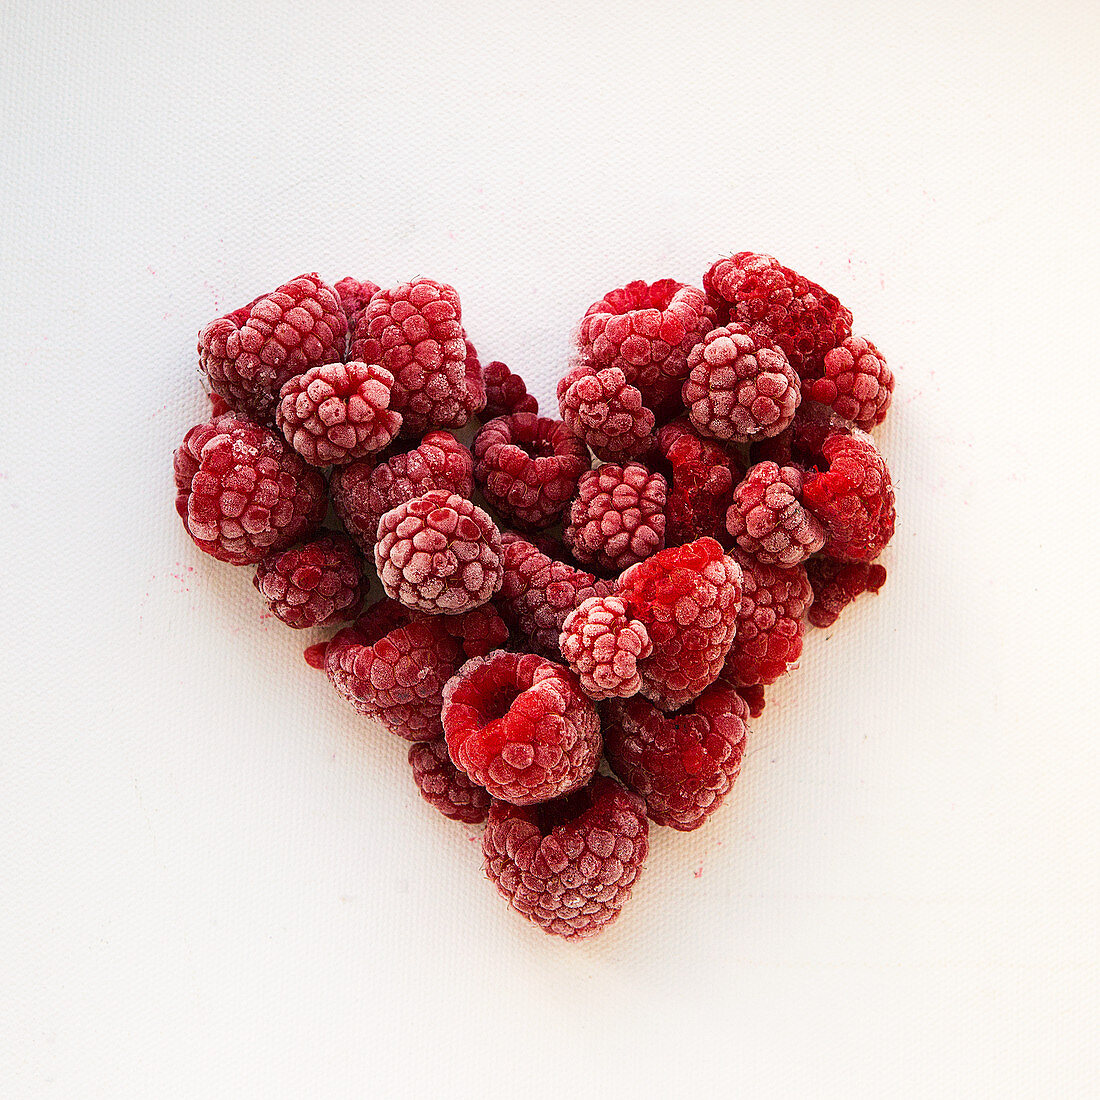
left=559, top=595, right=653, bottom=700
left=725, top=461, right=825, bottom=567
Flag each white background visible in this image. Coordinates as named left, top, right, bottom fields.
left=2, top=1, right=1097, bottom=1096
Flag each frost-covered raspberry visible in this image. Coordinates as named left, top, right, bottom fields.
left=604, top=681, right=748, bottom=831
left=564, top=462, right=667, bottom=573
left=656, top=419, right=742, bottom=545
left=806, top=558, right=887, bottom=628
left=473, top=413, right=589, bottom=530
left=374, top=490, right=503, bottom=615
left=681, top=324, right=800, bottom=442
left=333, top=276, right=380, bottom=347
left=482, top=360, right=539, bottom=419
left=725, top=461, right=825, bottom=567
left=276, top=361, right=402, bottom=465
left=408, top=738, right=491, bottom=824
left=751, top=403, right=852, bottom=469
left=442, top=651, right=601, bottom=806
left=173, top=413, right=326, bottom=565
left=483, top=776, right=648, bottom=939
left=557, top=364, right=656, bottom=462
left=577, top=279, right=715, bottom=412
left=559, top=595, right=652, bottom=701
left=807, top=336, right=895, bottom=431
left=616, top=537, right=743, bottom=712
left=330, top=431, right=474, bottom=554
left=198, top=273, right=348, bottom=423
left=723, top=551, right=813, bottom=687
left=253, top=533, right=363, bottom=628
left=736, top=682, right=766, bottom=718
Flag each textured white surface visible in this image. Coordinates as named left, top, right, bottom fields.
left=1, top=1, right=1097, bottom=1096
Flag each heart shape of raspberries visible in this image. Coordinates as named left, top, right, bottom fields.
left=173, top=256, right=897, bottom=940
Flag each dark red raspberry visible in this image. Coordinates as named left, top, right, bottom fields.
left=276, top=361, right=402, bottom=466
left=482, top=359, right=539, bottom=419
left=559, top=595, right=652, bottom=700
left=703, top=253, right=852, bottom=377
left=330, top=431, right=473, bottom=554
left=462, top=337, right=488, bottom=418
left=725, top=461, right=825, bottom=567
left=374, top=490, right=503, bottom=615
left=577, top=279, right=715, bottom=412
left=442, top=651, right=601, bottom=805
left=616, top=537, right=743, bottom=712
left=482, top=776, right=648, bottom=939
left=253, top=532, right=363, bottom=628
left=735, top=682, right=766, bottom=718
left=564, top=462, right=667, bottom=573
left=655, top=419, right=743, bottom=545
left=473, top=413, right=590, bottom=530
left=408, top=738, right=491, bottom=824
left=802, top=430, right=895, bottom=562
left=604, top=681, right=748, bottom=831
left=197, top=273, right=348, bottom=422
left=681, top=324, right=800, bottom=442
left=723, top=551, right=812, bottom=687
left=806, top=336, right=894, bottom=431
left=751, top=402, right=852, bottom=469
left=436, top=602, right=511, bottom=657
left=557, top=364, right=656, bottom=462
left=806, top=558, right=887, bottom=628
left=333, top=276, right=381, bottom=345
left=173, top=413, right=326, bottom=566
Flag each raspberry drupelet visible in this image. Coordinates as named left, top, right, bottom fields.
left=482, top=776, right=649, bottom=939
left=408, top=738, right=492, bottom=824
left=197, top=273, right=348, bottom=423
left=482, top=360, right=539, bottom=419
left=807, top=336, right=894, bottom=431
left=556, top=364, right=656, bottom=462
left=604, top=680, right=748, bottom=831
left=253, top=532, right=363, bottom=628
left=374, top=490, right=504, bottom=615
left=442, top=651, right=601, bottom=806
left=559, top=595, right=653, bottom=701
left=725, top=461, right=825, bottom=567
left=806, top=557, right=888, bottom=628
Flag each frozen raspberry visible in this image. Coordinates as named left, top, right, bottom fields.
left=442, top=651, right=600, bottom=805
left=564, top=462, right=667, bottom=573
left=253, top=532, right=363, bottom=628
left=725, top=461, right=825, bottom=567
left=408, top=738, right=491, bottom=824
left=807, top=336, right=895, bottom=431
left=703, top=253, right=852, bottom=377
left=197, top=273, right=348, bottom=423
left=482, top=776, right=648, bottom=939
left=806, top=558, right=887, bottom=628
left=681, top=324, right=800, bottom=442
left=577, top=279, right=715, bottom=413
left=462, top=337, right=488, bottom=418
left=436, top=602, right=511, bottom=656
left=173, top=413, right=326, bottom=566
left=604, top=681, right=748, bottom=831
left=655, top=419, right=743, bottom=545
left=375, top=490, right=503, bottom=615
left=802, top=430, right=895, bottom=562
left=559, top=595, right=652, bottom=700
left=751, top=402, right=852, bottom=469
left=735, top=682, right=766, bottom=718
left=473, top=413, right=589, bottom=530
left=333, top=276, right=380, bottom=345
left=616, top=537, right=743, bottom=712
left=723, top=551, right=812, bottom=687
left=276, top=361, right=402, bottom=466
left=556, top=364, right=656, bottom=462
left=482, top=360, right=539, bottom=419
left=330, top=431, right=473, bottom=554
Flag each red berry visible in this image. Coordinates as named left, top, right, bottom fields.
left=735, top=682, right=766, bottom=718
left=482, top=360, right=539, bottom=419
left=559, top=595, right=653, bottom=700
left=725, top=461, right=825, bottom=567
left=807, top=336, right=894, bottom=431
left=806, top=558, right=887, bottom=628
left=557, top=364, right=656, bottom=462
left=253, top=532, right=363, bottom=628
left=408, top=738, right=491, bottom=824
left=333, top=276, right=381, bottom=345
left=656, top=419, right=743, bottom=545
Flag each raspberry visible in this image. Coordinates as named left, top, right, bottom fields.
left=253, top=532, right=363, bottom=628
left=473, top=413, right=590, bottom=530
left=616, top=537, right=743, bottom=712
left=557, top=364, right=656, bottom=462
left=703, top=253, right=852, bottom=377
left=482, top=360, right=539, bottom=419
left=333, top=276, right=380, bottom=345
left=564, top=462, right=667, bottom=573
left=482, top=776, right=648, bottom=939
left=408, top=738, right=491, bottom=824
left=723, top=551, right=812, bottom=687
left=374, top=490, right=503, bottom=615
left=559, top=595, right=652, bottom=700
left=681, top=324, right=800, bottom=442
left=442, top=651, right=601, bottom=805
left=462, top=337, right=488, bottom=418
left=751, top=402, right=852, bottom=469
left=330, top=431, right=474, bottom=554
left=276, top=361, right=402, bottom=466
left=577, top=279, right=715, bottom=413
left=655, top=419, right=742, bottom=545
left=735, top=682, right=766, bottom=718
left=436, top=602, right=511, bottom=656
left=806, top=558, right=887, bottom=628
left=173, top=413, right=326, bottom=565
left=802, top=430, right=895, bottom=562
left=197, top=273, right=348, bottom=422
left=604, top=681, right=748, bottom=831
left=725, top=461, right=825, bottom=567
left=806, top=336, right=895, bottom=431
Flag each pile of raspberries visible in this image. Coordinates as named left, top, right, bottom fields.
left=173, top=255, right=895, bottom=941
